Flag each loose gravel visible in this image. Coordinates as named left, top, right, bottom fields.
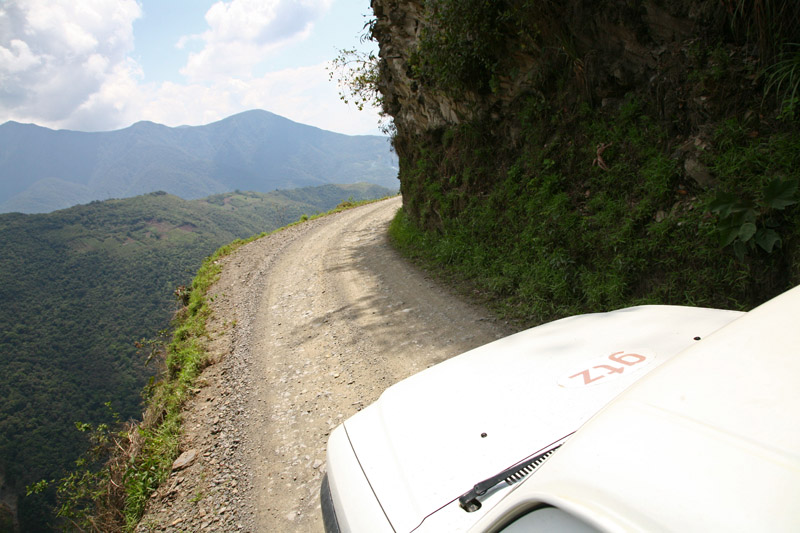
left=136, top=197, right=512, bottom=532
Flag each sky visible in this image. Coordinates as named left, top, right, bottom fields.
left=0, top=0, right=383, bottom=135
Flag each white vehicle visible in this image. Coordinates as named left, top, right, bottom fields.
left=321, top=285, right=800, bottom=532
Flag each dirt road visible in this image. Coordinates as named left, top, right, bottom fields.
left=137, top=197, right=511, bottom=532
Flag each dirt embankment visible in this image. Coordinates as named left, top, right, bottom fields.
left=136, top=197, right=512, bottom=532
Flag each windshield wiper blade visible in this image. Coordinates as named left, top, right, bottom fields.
left=458, top=435, right=571, bottom=513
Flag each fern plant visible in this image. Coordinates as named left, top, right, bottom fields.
left=764, top=43, right=800, bottom=119
left=710, top=178, right=799, bottom=260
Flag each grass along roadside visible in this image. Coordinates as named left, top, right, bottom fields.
left=36, top=195, right=395, bottom=532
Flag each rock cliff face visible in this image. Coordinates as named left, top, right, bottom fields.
left=369, top=0, right=791, bottom=222
left=367, top=0, right=800, bottom=316
left=373, top=0, right=718, bottom=136
left=371, top=0, right=466, bottom=133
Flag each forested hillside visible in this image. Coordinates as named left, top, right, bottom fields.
left=0, top=183, right=392, bottom=530
left=369, top=0, right=800, bottom=322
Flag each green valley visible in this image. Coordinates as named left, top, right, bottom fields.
left=0, top=184, right=394, bottom=530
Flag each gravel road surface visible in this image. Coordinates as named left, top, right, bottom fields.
left=137, top=197, right=512, bottom=532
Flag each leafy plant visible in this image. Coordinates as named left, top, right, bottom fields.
left=328, top=17, right=395, bottom=135
left=710, top=178, right=799, bottom=260
left=173, top=285, right=191, bottom=307
left=329, top=47, right=382, bottom=112
left=413, top=0, right=509, bottom=95
left=764, top=43, right=800, bottom=119
left=27, top=404, right=129, bottom=532
left=726, top=0, right=800, bottom=62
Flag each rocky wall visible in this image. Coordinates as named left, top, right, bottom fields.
left=369, top=0, right=785, bottom=226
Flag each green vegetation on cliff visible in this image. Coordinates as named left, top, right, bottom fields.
left=372, top=0, right=800, bottom=324
left=390, top=100, right=800, bottom=321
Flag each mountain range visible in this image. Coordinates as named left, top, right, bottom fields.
left=0, top=110, right=398, bottom=214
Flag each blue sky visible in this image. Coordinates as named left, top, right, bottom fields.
left=0, top=0, right=382, bottom=135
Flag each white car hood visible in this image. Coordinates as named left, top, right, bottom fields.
left=469, top=285, right=800, bottom=533
left=343, top=305, right=742, bottom=532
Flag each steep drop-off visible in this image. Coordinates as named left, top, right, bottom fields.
left=371, top=0, right=800, bottom=319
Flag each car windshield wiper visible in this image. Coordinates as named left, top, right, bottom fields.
left=458, top=434, right=572, bottom=512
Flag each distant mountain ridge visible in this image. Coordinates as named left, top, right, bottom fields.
left=0, top=110, right=398, bottom=213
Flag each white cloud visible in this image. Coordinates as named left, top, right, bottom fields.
left=0, top=40, right=41, bottom=72
left=0, top=0, right=141, bottom=126
left=0, top=0, right=383, bottom=136
left=136, top=62, right=383, bottom=135
left=68, top=58, right=145, bottom=131
left=180, top=0, right=332, bottom=81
